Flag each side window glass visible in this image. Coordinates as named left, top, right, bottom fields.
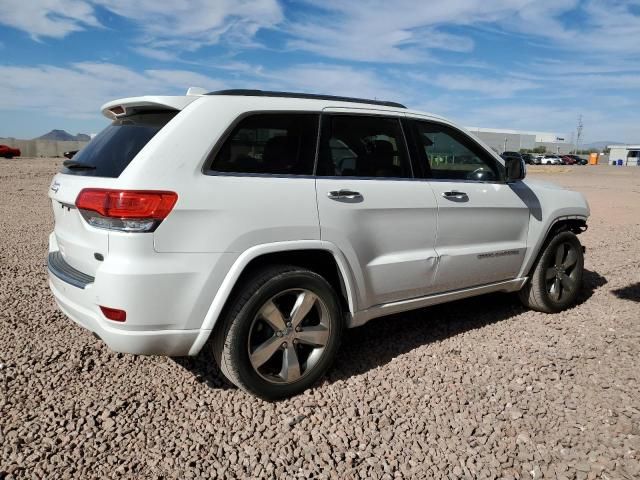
left=211, top=113, right=319, bottom=175
left=413, top=121, right=503, bottom=181
left=318, top=115, right=412, bottom=178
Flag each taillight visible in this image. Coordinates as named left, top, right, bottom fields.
left=76, top=189, right=177, bottom=232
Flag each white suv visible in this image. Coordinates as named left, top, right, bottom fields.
left=47, top=89, right=589, bottom=399
left=541, top=154, right=563, bottom=165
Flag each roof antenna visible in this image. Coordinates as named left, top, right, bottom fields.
left=186, top=87, right=208, bottom=96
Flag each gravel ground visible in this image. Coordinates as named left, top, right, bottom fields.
left=1, top=159, right=639, bottom=479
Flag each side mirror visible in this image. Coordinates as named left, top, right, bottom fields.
left=505, top=157, right=526, bottom=181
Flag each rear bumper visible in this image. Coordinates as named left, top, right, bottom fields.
left=45, top=230, right=233, bottom=356
left=48, top=272, right=200, bottom=355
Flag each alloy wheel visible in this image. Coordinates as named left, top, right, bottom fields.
left=546, top=242, right=580, bottom=302
left=247, top=289, right=331, bottom=384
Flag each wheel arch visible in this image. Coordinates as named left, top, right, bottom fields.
left=520, top=216, right=587, bottom=278
left=188, top=241, right=358, bottom=355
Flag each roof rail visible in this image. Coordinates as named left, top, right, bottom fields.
left=206, top=89, right=406, bottom=109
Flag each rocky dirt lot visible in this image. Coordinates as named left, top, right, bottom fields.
left=1, top=159, right=639, bottom=479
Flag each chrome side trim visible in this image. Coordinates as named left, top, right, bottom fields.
left=47, top=251, right=94, bottom=289
left=349, top=277, right=528, bottom=328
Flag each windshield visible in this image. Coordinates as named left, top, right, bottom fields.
left=61, top=111, right=177, bottom=177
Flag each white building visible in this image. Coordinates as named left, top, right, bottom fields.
left=466, top=127, right=573, bottom=154
left=608, top=145, right=640, bottom=166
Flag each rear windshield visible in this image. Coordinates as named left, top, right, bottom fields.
left=61, top=111, right=177, bottom=177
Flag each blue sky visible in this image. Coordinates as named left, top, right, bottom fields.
left=0, top=0, right=638, bottom=143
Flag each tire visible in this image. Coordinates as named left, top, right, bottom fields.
left=212, top=264, right=343, bottom=400
left=519, top=231, right=584, bottom=313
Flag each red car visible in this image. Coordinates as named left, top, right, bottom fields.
left=0, top=144, right=21, bottom=159
left=560, top=155, right=577, bottom=165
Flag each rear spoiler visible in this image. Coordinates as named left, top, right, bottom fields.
left=100, top=96, right=198, bottom=119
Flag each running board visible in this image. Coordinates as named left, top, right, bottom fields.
left=348, top=277, right=528, bottom=328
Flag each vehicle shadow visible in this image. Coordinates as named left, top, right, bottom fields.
left=172, top=351, right=234, bottom=390
left=576, top=268, right=608, bottom=303
left=611, top=282, right=640, bottom=303
left=174, top=269, right=607, bottom=390
left=326, top=268, right=607, bottom=383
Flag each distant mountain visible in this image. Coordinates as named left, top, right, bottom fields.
left=582, top=141, right=625, bottom=150
left=35, top=129, right=90, bottom=141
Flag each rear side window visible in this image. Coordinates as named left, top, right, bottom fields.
left=317, top=115, right=411, bottom=178
left=210, top=113, right=319, bottom=175
left=61, top=112, right=177, bottom=178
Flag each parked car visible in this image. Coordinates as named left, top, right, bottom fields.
left=541, top=154, right=562, bottom=165
left=0, top=144, right=21, bottom=158
left=571, top=156, right=587, bottom=165
left=560, top=155, right=577, bottom=165
left=63, top=150, right=79, bottom=159
left=521, top=153, right=537, bottom=165
left=47, top=89, right=590, bottom=399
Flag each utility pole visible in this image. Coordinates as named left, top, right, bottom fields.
left=503, top=137, right=508, bottom=153
left=575, top=115, right=583, bottom=154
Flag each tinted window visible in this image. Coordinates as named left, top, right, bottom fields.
left=61, top=112, right=177, bottom=178
left=411, top=121, right=503, bottom=181
left=211, top=113, right=319, bottom=175
left=318, top=115, right=411, bottom=178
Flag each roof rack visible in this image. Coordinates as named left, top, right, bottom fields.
left=206, top=89, right=406, bottom=109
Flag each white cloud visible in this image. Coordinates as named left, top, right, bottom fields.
left=576, top=0, right=640, bottom=54
left=285, top=0, right=640, bottom=62
left=2, top=0, right=639, bottom=63
left=261, top=64, right=401, bottom=101
left=414, top=94, right=640, bottom=144
left=285, top=0, right=562, bottom=62
left=0, top=1, right=638, bottom=143
left=0, top=0, right=100, bottom=39
left=0, top=62, right=224, bottom=117
left=131, top=47, right=177, bottom=62
left=0, top=0, right=282, bottom=56
left=98, top=0, right=283, bottom=54
left=414, top=73, right=539, bottom=98
left=526, top=58, right=640, bottom=76
left=204, top=60, right=404, bottom=103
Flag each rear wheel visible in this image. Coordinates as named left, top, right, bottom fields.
left=212, top=265, right=343, bottom=400
left=519, top=231, right=584, bottom=313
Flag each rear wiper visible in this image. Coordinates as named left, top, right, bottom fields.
left=63, top=160, right=96, bottom=170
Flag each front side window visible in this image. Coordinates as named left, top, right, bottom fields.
left=210, top=113, right=319, bottom=175
left=317, top=115, right=412, bottom=178
left=411, top=121, right=504, bottom=182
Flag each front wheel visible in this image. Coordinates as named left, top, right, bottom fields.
left=212, top=265, right=343, bottom=400
left=519, top=231, right=584, bottom=313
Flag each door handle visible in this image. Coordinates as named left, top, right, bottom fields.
left=328, top=189, right=362, bottom=200
left=442, top=190, right=468, bottom=200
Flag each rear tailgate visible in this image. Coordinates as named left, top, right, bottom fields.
left=48, top=107, right=185, bottom=278
left=49, top=174, right=114, bottom=277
